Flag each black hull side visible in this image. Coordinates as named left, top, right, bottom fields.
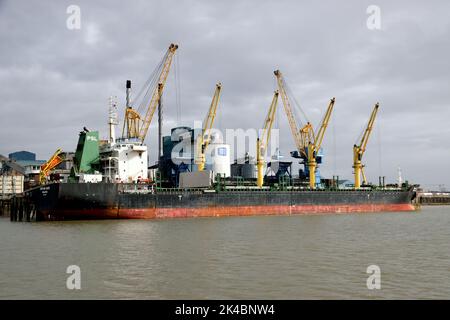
left=27, top=183, right=416, bottom=221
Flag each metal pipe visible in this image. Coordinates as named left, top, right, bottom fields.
left=158, top=83, right=163, bottom=161
left=126, top=80, right=131, bottom=107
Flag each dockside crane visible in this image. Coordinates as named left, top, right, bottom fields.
left=40, top=148, right=64, bottom=185
left=274, top=69, right=335, bottom=188
left=195, top=83, right=222, bottom=171
left=307, top=97, right=335, bottom=189
left=257, top=91, right=279, bottom=187
left=274, top=70, right=314, bottom=159
left=122, top=43, right=178, bottom=143
left=353, top=103, right=379, bottom=189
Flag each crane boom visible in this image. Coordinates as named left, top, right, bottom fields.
left=40, top=148, right=64, bottom=185
left=257, top=91, right=279, bottom=187
left=122, top=44, right=178, bottom=143
left=196, top=83, right=222, bottom=171
left=274, top=70, right=314, bottom=158
left=138, top=44, right=178, bottom=143
left=314, top=98, right=335, bottom=151
left=307, top=97, right=336, bottom=188
left=353, top=103, right=379, bottom=189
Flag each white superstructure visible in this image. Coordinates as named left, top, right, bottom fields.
left=100, top=142, right=148, bottom=183
left=100, top=96, right=148, bottom=183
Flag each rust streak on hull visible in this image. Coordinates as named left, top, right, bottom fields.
left=40, top=203, right=415, bottom=220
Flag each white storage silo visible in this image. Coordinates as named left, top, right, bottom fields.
left=208, top=143, right=231, bottom=177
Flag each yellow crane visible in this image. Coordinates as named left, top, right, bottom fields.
left=122, top=43, right=178, bottom=143
left=196, top=83, right=222, bottom=171
left=307, top=97, right=336, bottom=189
left=274, top=70, right=314, bottom=159
left=39, top=148, right=64, bottom=185
left=274, top=69, right=335, bottom=188
left=257, top=91, right=279, bottom=187
left=353, top=103, right=379, bottom=189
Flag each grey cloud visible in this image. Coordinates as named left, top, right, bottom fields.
left=0, top=0, right=449, bottom=189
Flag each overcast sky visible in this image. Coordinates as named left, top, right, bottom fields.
left=0, top=0, right=449, bottom=189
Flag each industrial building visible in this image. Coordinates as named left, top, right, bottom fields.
left=8, top=151, right=36, bottom=161
left=0, top=154, right=26, bottom=197
left=0, top=150, right=75, bottom=197
left=159, top=126, right=230, bottom=187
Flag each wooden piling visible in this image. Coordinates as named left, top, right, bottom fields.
left=18, top=198, right=23, bottom=221
left=10, top=197, right=15, bottom=221
left=2, top=195, right=35, bottom=222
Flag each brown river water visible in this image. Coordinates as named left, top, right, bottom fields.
left=0, top=206, right=449, bottom=299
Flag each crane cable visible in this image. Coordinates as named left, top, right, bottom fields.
left=332, top=107, right=337, bottom=176
left=281, top=75, right=311, bottom=128
left=377, top=115, right=382, bottom=178
left=174, top=53, right=182, bottom=125
left=137, top=61, right=163, bottom=114
left=354, top=108, right=383, bottom=179
left=355, top=114, right=369, bottom=147
left=133, top=49, right=181, bottom=128
left=133, top=50, right=168, bottom=115
left=273, top=78, right=280, bottom=160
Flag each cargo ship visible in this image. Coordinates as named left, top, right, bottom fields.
left=28, top=183, right=415, bottom=221
left=25, top=123, right=416, bottom=221
left=23, top=43, right=417, bottom=220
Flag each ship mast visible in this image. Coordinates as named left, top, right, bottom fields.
left=108, top=96, right=118, bottom=144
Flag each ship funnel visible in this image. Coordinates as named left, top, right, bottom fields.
left=126, top=80, right=131, bottom=107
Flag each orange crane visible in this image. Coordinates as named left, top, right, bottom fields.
left=257, top=91, right=279, bottom=187
left=122, top=43, right=178, bottom=143
left=196, top=83, right=222, bottom=171
left=39, top=148, right=64, bottom=184
left=353, top=103, right=379, bottom=189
